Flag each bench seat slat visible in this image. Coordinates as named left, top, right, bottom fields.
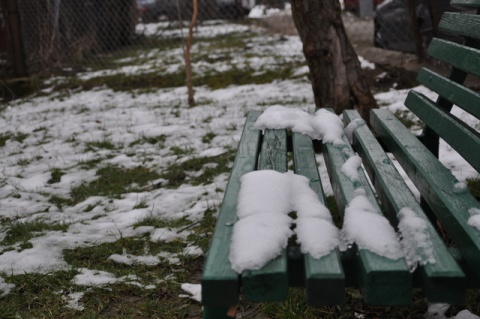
left=439, top=12, right=480, bottom=40
left=242, top=129, right=289, bottom=302
left=405, top=90, right=480, bottom=172
left=428, top=38, right=480, bottom=78
left=371, top=109, right=480, bottom=280
left=344, top=110, right=466, bottom=303
left=292, top=132, right=346, bottom=306
left=202, top=111, right=263, bottom=308
left=321, top=128, right=412, bottom=305
left=416, top=68, right=480, bottom=119
left=450, top=0, right=480, bottom=8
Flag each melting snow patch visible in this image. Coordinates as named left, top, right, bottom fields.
left=253, top=106, right=345, bottom=145
left=180, top=283, right=202, bottom=302
left=426, top=303, right=480, bottom=319
left=468, top=208, right=480, bottom=231
left=63, top=292, right=85, bottom=311
left=398, top=207, right=435, bottom=271
left=341, top=155, right=362, bottom=182
left=72, top=268, right=118, bottom=287
left=342, top=190, right=403, bottom=259
left=0, top=277, right=15, bottom=297
left=108, top=249, right=160, bottom=266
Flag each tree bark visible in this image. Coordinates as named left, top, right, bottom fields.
left=290, top=0, right=377, bottom=122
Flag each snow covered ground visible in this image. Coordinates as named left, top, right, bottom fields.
left=0, top=17, right=479, bottom=318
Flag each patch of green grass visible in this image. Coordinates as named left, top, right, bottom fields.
left=133, top=198, right=149, bottom=209
left=134, top=215, right=191, bottom=230
left=187, top=208, right=217, bottom=252
left=0, top=132, right=28, bottom=147
left=161, top=149, right=235, bottom=188
left=0, top=270, right=80, bottom=319
left=48, top=168, right=65, bottom=184
left=199, top=66, right=295, bottom=90
left=129, top=134, right=167, bottom=147
left=85, top=138, right=119, bottom=151
left=170, top=145, right=194, bottom=156
left=78, top=158, right=104, bottom=170
left=70, top=165, right=161, bottom=204
left=202, top=132, right=216, bottom=144
left=0, top=219, right=68, bottom=247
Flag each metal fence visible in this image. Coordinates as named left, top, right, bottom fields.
left=0, top=0, right=457, bottom=79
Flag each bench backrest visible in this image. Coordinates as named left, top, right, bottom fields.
left=408, top=0, right=480, bottom=164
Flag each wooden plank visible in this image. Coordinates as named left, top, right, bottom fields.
left=343, top=110, right=466, bottom=303
left=439, top=13, right=480, bottom=40
left=405, top=91, right=480, bottom=172
left=428, top=38, right=480, bottom=78
left=371, top=109, right=480, bottom=280
left=202, top=111, right=262, bottom=307
left=242, top=128, right=289, bottom=302
left=416, top=68, right=480, bottom=119
left=321, top=123, right=411, bottom=305
left=450, top=0, right=480, bottom=8
left=291, top=132, right=346, bottom=306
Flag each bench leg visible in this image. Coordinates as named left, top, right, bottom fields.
left=203, top=306, right=236, bottom=319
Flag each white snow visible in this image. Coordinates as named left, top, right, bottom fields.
left=341, top=154, right=362, bottom=182
left=72, top=268, right=118, bottom=287
left=0, top=277, right=15, bottom=297
left=254, top=106, right=345, bottom=145
left=468, top=208, right=480, bottom=231
left=342, top=189, right=404, bottom=259
left=397, top=207, right=435, bottom=271
left=426, top=304, right=480, bottom=319
left=180, top=283, right=202, bottom=302
left=230, top=171, right=339, bottom=272
left=63, top=292, right=85, bottom=311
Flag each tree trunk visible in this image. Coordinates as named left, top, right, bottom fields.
left=290, top=0, right=377, bottom=122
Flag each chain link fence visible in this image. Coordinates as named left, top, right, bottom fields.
left=0, top=0, right=458, bottom=79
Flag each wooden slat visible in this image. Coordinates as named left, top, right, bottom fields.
left=371, top=109, right=480, bottom=280
left=242, top=129, right=289, bottom=302
left=344, top=110, right=466, bottom=303
left=292, top=132, right=346, bottom=306
left=202, top=111, right=262, bottom=308
left=416, top=68, right=480, bottom=119
left=450, top=0, right=480, bottom=8
left=321, top=124, right=411, bottom=305
left=428, top=38, right=480, bottom=78
left=405, top=91, right=480, bottom=172
left=439, top=12, right=480, bottom=40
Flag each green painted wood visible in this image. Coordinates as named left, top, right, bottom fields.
left=321, top=123, right=411, bottom=305
left=291, top=132, right=346, bottom=306
left=257, top=129, right=289, bottom=172
left=242, top=128, right=289, bottom=302
left=343, top=110, right=466, bottom=303
left=202, top=111, right=262, bottom=307
left=439, top=12, right=480, bottom=40
left=427, top=38, right=480, bottom=78
left=416, top=68, right=480, bottom=119
left=371, top=109, right=480, bottom=280
left=405, top=91, right=480, bottom=172
left=450, top=0, right=480, bottom=8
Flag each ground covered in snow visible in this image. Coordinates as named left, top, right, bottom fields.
left=0, top=17, right=479, bottom=319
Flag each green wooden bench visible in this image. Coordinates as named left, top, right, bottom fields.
left=202, top=1, right=480, bottom=317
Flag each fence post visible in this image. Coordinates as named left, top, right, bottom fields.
left=359, top=0, right=374, bottom=18
left=6, top=0, right=26, bottom=76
